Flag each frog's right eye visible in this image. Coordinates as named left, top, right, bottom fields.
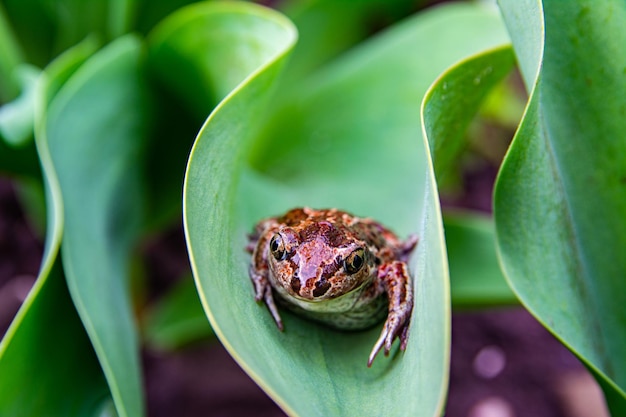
left=269, top=234, right=287, bottom=260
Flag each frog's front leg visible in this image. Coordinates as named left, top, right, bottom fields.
left=368, top=261, right=414, bottom=367
left=248, top=221, right=284, bottom=330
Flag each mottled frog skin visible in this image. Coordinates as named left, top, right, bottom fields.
left=246, top=207, right=417, bottom=366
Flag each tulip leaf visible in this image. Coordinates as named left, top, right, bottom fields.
left=495, top=0, right=626, bottom=412
left=0, top=39, right=111, bottom=417
left=45, top=35, right=149, bottom=417
left=422, top=45, right=516, bottom=181
left=420, top=45, right=517, bottom=308
left=183, top=2, right=509, bottom=416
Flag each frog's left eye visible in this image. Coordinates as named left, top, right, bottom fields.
left=269, top=234, right=286, bottom=260
left=344, top=248, right=365, bottom=274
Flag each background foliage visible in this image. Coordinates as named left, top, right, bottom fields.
left=0, top=0, right=624, bottom=416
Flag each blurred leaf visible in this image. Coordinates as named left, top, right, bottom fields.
left=143, top=275, right=213, bottom=351
left=137, top=79, right=201, bottom=230
left=134, top=0, right=202, bottom=34
left=183, top=2, right=508, bottom=416
left=145, top=1, right=304, bottom=228
left=46, top=35, right=148, bottom=417
left=478, top=74, right=527, bottom=129
left=0, top=39, right=110, bottom=417
left=496, top=0, right=626, bottom=412
left=0, top=37, right=100, bottom=178
left=420, top=45, right=517, bottom=308
left=0, top=64, right=39, bottom=146
left=0, top=3, right=23, bottom=102
left=278, top=0, right=421, bottom=83
left=144, top=1, right=244, bottom=230
left=149, top=2, right=297, bottom=117
left=1, top=0, right=129, bottom=66
left=0, top=264, right=110, bottom=417
left=444, top=213, right=516, bottom=308
left=422, top=45, right=516, bottom=182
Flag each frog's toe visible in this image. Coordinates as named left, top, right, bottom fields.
left=261, top=286, right=284, bottom=331
left=367, top=324, right=396, bottom=366
left=399, top=322, right=410, bottom=351
left=368, top=316, right=411, bottom=367
left=368, top=335, right=385, bottom=367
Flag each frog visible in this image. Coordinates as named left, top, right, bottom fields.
left=246, top=207, right=417, bottom=366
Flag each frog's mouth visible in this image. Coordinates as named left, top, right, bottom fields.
left=277, top=279, right=372, bottom=313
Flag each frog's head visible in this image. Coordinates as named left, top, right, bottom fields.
left=267, top=220, right=376, bottom=301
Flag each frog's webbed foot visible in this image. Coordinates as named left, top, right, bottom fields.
left=368, top=261, right=413, bottom=367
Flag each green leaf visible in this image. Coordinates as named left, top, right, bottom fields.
left=0, top=265, right=110, bottom=417
left=278, top=0, right=422, bottom=83
left=148, top=2, right=298, bottom=118
left=46, top=35, right=149, bottom=417
left=183, top=2, right=508, bottom=416
left=0, top=3, right=23, bottom=102
left=420, top=45, right=518, bottom=308
left=495, top=0, right=626, bottom=412
left=0, top=265, right=111, bottom=417
left=143, top=275, right=214, bottom=351
left=2, top=0, right=122, bottom=66
left=444, top=214, right=517, bottom=308
left=134, top=0, right=202, bottom=34
left=422, top=45, right=516, bottom=181
left=0, top=39, right=110, bottom=417
left=0, top=64, right=39, bottom=146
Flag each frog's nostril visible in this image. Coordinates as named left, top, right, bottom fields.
left=313, top=280, right=331, bottom=297
left=290, top=277, right=301, bottom=293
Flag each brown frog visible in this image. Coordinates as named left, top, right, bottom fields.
left=246, top=207, right=417, bottom=366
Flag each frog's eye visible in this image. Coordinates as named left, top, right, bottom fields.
left=269, top=234, right=286, bottom=260
left=344, top=248, right=365, bottom=274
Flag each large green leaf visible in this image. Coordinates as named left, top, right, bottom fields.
left=145, top=1, right=282, bottom=229
left=183, top=2, right=508, bottom=416
left=0, top=40, right=110, bottom=417
left=420, top=45, right=517, bottom=307
left=422, top=45, right=516, bottom=181
left=495, top=0, right=626, bottom=412
left=46, top=35, right=148, bottom=417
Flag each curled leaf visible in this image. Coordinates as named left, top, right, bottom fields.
left=496, top=0, right=626, bottom=412
left=183, top=2, right=508, bottom=416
